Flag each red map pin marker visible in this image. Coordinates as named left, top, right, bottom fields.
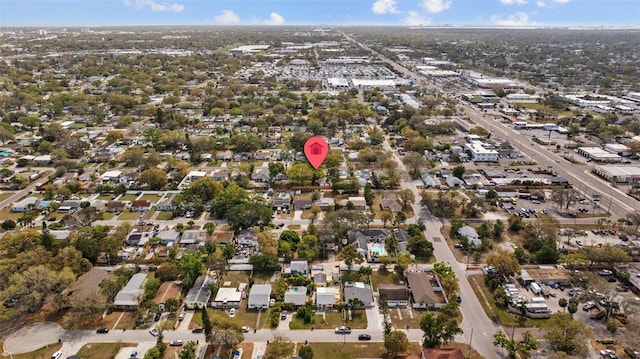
left=304, top=136, right=329, bottom=169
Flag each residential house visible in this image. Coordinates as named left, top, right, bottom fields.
left=338, top=196, right=366, bottom=209
left=126, top=231, right=153, bottom=247
left=181, top=230, right=206, bottom=247
left=34, top=154, right=53, bottom=164
left=343, top=282, right=374, bottom=308
left=290, top=260, right=308, bottom=276
left=131, top=200, right=151, bottom=212
left=380, top=193, right=403, bottom=212
left=293, top=198, right=313, bottom=211
left=247, top=284, right=271, bottom=309
left=210, top=169, right=227, bottom=181
left=406, top=272, right=445, bottom=309
left=316, top=287, right=337, bottom=308
left=313, top=273, right=328, bottom=287
left=156, top=230, right=181, bottom=245
left=11, top=196, right=40, bottom=212
left=106, top=201, right=126, bottom=213
left=99, top=170, right=122, bottom=184
left=235, top=229, right=258, bottom=246
left=185, top=275, right=214, bottom=309
left=458, top=226, right=481, bottom=247
left=251, top=167, right=270, bottom=183
left=273, top=193, right=291, bottom=210
left=114, top=272, right=147, bottom=310
left=378, top=284, right=409, bottom=307
left=284, top=286, right=307, bottom=306
left=156, top=195, right=175, bottom=211
left=119, top=170, right=137, bottom=185
left=216, top=150, right=233, bottom=161
left=211, top=287, right=243, bottom=308
left=58, top=200, right=81, bottom=214
left=347, top=228, right=390, bottom=261
left=211, top=231, right=234, bottom=245
left=315, top=198, right=335, bottom=210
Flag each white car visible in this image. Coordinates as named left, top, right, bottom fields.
left=179, top=311, right=186, bottom=321
left=229, top=308, right=236, bottom=317
left=149, top=328, right=158, bottom=337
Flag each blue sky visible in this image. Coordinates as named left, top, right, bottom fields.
left=1, top=0, right=638, bottom=27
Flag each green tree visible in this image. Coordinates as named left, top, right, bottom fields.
left=384, top=330, right=410, bottom=358
left=486, top=248, right=521, bottom=277
left=340, top=244, right=364, bottom=271
left=297, top=234, right=319, bottom=261
left=138, top=168, right=168, bottom=190
left=178, top=252, right=203, bottom=288
left=250, top=253, right=281, bottom=272
left=226, top=201, right=272, bottom=230
left=202, top=306, right=213, bottom=343
left=493, top=330, right=539, bottom=359
left=452, top=165, right=465, bottom=179
left=265, top=336, right=295, bottom=359
left=420, top=311, right=463, bottom=348
left=403, top=151, right=428, bottom=179
left=398, top=189, right=415, bottom=209
left=543, top=312, right=592, bottom=357
left=179, top=341, right=197, bottom=359
left=298, top=345, right=313, bottom=359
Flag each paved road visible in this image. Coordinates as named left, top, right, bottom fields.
left=380, top=134, right=506, bottom=359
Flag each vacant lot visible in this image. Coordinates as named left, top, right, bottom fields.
left=77, top=343, right=137, bottom=359
left=13, top=343, right=62, bottom=359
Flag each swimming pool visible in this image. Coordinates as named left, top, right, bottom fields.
left=371, top=244, right=386, bottom=256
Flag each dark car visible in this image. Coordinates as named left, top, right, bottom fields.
left=96, top=327, right=109, bottom=334
left=358, top=334, right=371, bottom=341
left=191, top=326, right=204, bottom=333
left=154, top=312, right=161, bottom=321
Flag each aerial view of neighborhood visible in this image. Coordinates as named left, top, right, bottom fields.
left=0, top=1, right=640, bottom=359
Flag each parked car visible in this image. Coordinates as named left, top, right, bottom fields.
left=169, top=340, right=183, bottom=347
left=229, top=308, right=236, bottom=317
left=179, top=311, right=186, bottom=321
left=242, top=326, right=250, bottom=333
left=606, top=276, right=617, bottom=282
left=96, top=327, right=109, bottom=334
left=599, top=269, right=613, bottom=276
left=269, top=298, right=276, bottom=307
left=149, top=328, right=158, bottom=337
left=335, top=326, right=351, bottom=334
left=232, top=349, right=243, bottom=359
left=582, top=301, right=596, bottom=311
left=281, top=310, right=287, bottom=320
left=154, top=312, right=161, bottom=322
left=358, top=334, right=371, bottom=340
left=191, top=326, right=203, bottom=333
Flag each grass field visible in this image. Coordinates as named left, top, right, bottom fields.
left=156, top=211, right=174, bottom=220
left=13, top=343, right=62, bottom=359
left=76, top=343, right=137, bottom=359
left=0, top=191, right=15, bottom=201
left=120, top=194, right=138, bottom=202
left=139, top=194, right=160, bottom=202
left=118, top=211, right=141, bottom=221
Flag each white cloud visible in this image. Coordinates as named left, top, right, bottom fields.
left=500, top=0, right=528, bottom=5
left=492, top=11, right=537, bottom=26
left=420, top=0, right=452, bottom=13
left=536, top=0, right=546, bottom=7
left=552, top=0, right=570, bottom=3
left=123, top=0, right=184, bottom=12
left=372, top=0, right=398, bottom=14
left=263, top=12, right=285, bottom=25
left=213, top=10, right=240, bottom=25
left=403, top=11, right=431, bottom=26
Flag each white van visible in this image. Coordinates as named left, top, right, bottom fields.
left=530, top=282, right=542, bottom=295
left=51, top=351, right=63, bottom=359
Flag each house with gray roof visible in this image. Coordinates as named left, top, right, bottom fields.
left=283, top=286, right=307, bottom=306
left=458, top=226, right=481, bottom=247
left=185, top=275, right=214, bottom=309
left=290, top=260, right=308, bottom=276
left=248, top=284, right=271, bottom=309
left=344, top=282, right=374, bottom=308
left=114, top=272, right=147, bottom=310
left=157, top=230, right=181, bottom=245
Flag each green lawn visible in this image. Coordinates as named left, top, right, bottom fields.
left=102, top=211, right=116, bottom=220
left=190, top=306, right=271, bottom=330
left=370, top=270, right=403, bottom=291
left=294, top=310, right=367, bottom=330
left=144, top=207, right=156, bottom=219
left=120, top=194, right=137, bottom=202
left=13, top=343, right=62, bottom=359
left=97, top=194, right=114, bottom=201
left=156, top=211, right=174, bottom=220
left=139, top=194, right=160, bottom=202
left=0, top=191, right=15, bottom=201
left=302, top=342, right=422, bottom=359
left=118, top=211, right=141, bottom=221
left=77, top=343, right=137, bottom=359
left=223, top=271, right=251, bottom=287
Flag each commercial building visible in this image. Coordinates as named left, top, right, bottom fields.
left=604, top=143, right=631, bottom=157
left=464, top=142, right=499, bottom=162
left=576, top=147, right=622, bottom=162
left=593, top=165, right=640, bottom=183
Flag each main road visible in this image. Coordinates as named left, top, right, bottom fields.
left=341, top=30, right=635, bottom=221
